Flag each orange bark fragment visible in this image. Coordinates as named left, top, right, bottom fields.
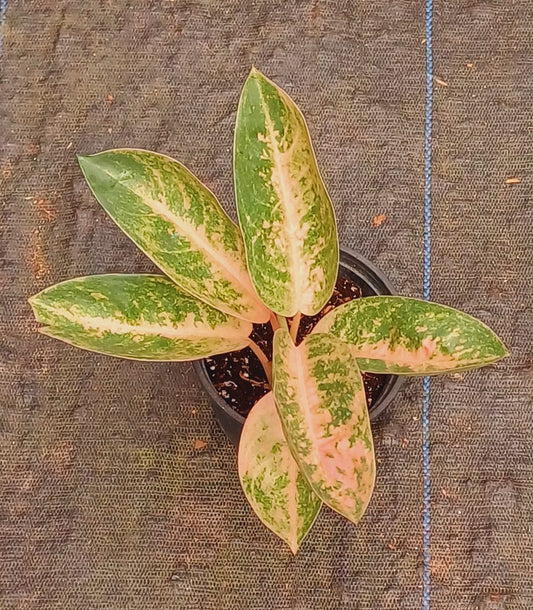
left=372, top=214, right=387, bottom=227
left=33, top=197, right=57, bottom=222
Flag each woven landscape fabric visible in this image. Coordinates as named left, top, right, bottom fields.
left=0, top=1, right=531, bottom=609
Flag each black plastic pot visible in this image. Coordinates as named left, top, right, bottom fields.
left=193, top=247, right=404, bottom=446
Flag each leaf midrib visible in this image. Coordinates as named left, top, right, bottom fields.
left=292, top=338, right=324, bottom=487
left=34, top=302, right=247, bottom=341
left=256, top=84, right=302, bottom=313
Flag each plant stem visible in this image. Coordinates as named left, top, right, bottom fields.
left=248, top=340, right=273, bottom=386
left=269, top=312, right=280, bottom=332
left=290, top=311, right=301, bottom=342
left=277, top=315, right=289, bottom=333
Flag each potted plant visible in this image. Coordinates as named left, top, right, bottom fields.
left=29, top=68, right=507, bottom=553
left=194, top=247, right=405, bottom=446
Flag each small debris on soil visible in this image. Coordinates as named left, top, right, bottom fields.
left=311, top=0, right=322, bottom=20
left=206, top=275, right=387, bottom=418
left=106, top=94, right=114, bottom=103
left=448, top=372, right=465, bottom=381
left=33, top=197, right=56, bottom=222
left=193, top=439, right=207, bottom=451
left=466, top=62, right=474, bottom=68
left=372, top=213, right=387, bottom=227
left=505, top=177, right=520, bottom=185
left=27, top=143, right=41, bottom=157
left=434, top=77, right=448, bottom=87
left=1, top=159, right=14, bottom=181
left=28, top=229, right=50, bottom=280
left=440, top=487, right=457, bottom=500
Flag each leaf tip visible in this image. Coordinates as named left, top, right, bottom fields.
left=77, top=153, right=102, bottom=176
left=489, top=331, right=510, bottom=361
left=247, top=65, right=270, bottom=87
left=27, top=292, right=41, bottom=316
left=77, top=154, right=93, bottom=177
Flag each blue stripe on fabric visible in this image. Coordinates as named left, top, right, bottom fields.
left=0, top=0, right=6, bottom=62
left=422, top=0, right=434, bottom=608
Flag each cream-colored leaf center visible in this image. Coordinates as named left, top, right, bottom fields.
left=257, top=90, right=308, bottom=314
left=40, top=304, right=247, bottom=341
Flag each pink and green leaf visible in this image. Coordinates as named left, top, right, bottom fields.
left=29, top=274, right=252, bottom=361
left=234, top=68, right=338, bottom=317
left=78, top=149, right=270, bottom=323
left=273, top=330, right=375, bottom=524
left=313, top=296, right=509, bottom=374
left=238, top=392, right=322, bottom=554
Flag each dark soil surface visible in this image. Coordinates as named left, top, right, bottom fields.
left=206, top=276, right=386, bottom=418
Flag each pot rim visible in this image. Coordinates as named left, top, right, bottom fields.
left=193, top=246, right=404, bottom=428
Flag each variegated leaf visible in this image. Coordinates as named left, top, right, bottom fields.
left=238, top=392, right=322, bottom=554
left=234, top=68, right=339, bottom=317
left=273, top=330, right=375, bottom=524
left=78, top=149, right=270, bottom=323
left=313, top=296, right=509, bottom=375
left=29, top=274, right=252, bottom=360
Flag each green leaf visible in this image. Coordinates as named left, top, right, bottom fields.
left=238, top=392, right=322, bottom=554
left=313, top=296, right=509, bottom=374
left=29, top=274, right=253, bottom=361
left=273, top=330, right=375, bottom=524
left=234, top=68, right=339, bottom=317
left=78, top=149, right=270, bottom=323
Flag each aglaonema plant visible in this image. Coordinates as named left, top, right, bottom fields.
left=29, top=68, right=508, bottom=553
